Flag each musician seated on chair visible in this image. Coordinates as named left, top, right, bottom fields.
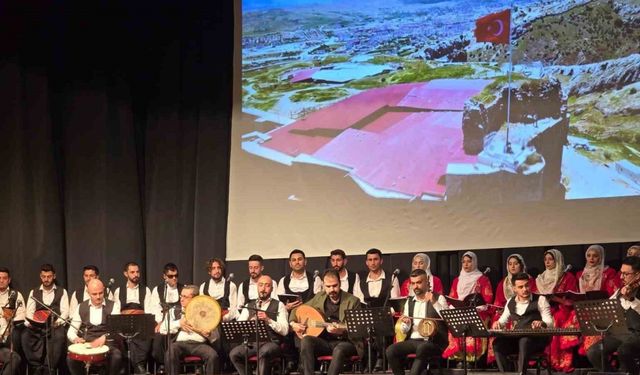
left=290, top=268, right=361, bottom=375
left=163, top=284, right=219, bottom=375
left=386, top=269, right=448, bottom=375
left=67, top=279, right=123, bottom=375
left=1, top=301, right=22, bottom=375
left=491, top=272, right=553, bottom=375
left=587, top=256, right=640, bottom=375
left=230, top=275, right=288, bottom=375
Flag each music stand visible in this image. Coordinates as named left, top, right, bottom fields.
left=221, top=320, right=269, bottom=375
left=575, top=299, right=628, bottom=372
left=345, top=307, right=394, bottom=373
left=107, top=314, right=156, bottom=375
left=440, top=307, right=489, bottom=375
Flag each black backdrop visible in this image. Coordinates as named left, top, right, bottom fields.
left=0, top=1, right=233, bottom=290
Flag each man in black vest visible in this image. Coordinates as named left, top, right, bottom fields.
left=328, top=249, right=360, bottom=294
left=492, top=272, right=553, bottom=374
left=164, top=285, right=219, bottom=375
left=1, top=292, right=22, bottom=375
left=22, top=263, right=69, bottom=375
left=113, top=262, right=152, bottom=374
left=0, top=267, right=26, bottom=375
left=69, top=265, right=100, bottom=316
left=67, top=279, right=122, bottom=375
left=230, top=275, right=288, bottom=375
left=386, top=269, right=448, bottom=375
left=587, top=256, right=640, bottom=375
left=237, top=255, right=277, bottom=313
left=150, top=263, right=183, bottom=373
left=199, top=258, right=238, bottom=321
left=354, top=248, right=399, bottom=371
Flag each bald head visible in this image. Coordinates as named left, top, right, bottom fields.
left=87, top=278, right=105, bottom=306
left=257, top=275, right=273, bottom=302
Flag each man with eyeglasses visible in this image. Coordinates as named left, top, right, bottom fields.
left=150, top=263, right=183, bottom=374
left=587, top=256, right=640, bottom=375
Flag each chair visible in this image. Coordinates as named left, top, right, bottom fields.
left=181, top=355, right=206, bottom=375
left=317, top=355, right=361, bottom=375
left=248, top=354, right=284, bottom=375
left=506, top=352, right=551, bottom=375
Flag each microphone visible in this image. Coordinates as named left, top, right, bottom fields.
left=313, top=270, right=320, bottom=279
left=392, top=269, right=401, bottom=276
left=227, top=273, right=235, bottom=281
left=483, top=267, right=491, bottom=275
left=107, top=278, right=115, bottom=288
left=7, top=290, right=17, bottom=309
left=563, top=264, right=572, bottom=273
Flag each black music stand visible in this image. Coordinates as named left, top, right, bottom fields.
left=575, top=299, right=628, bottom=372
left=440, top=307, right=489, bottom=375
left=345, top=307, right=394, bottom=373
left=221, top=320, right=269, bottom=375
left=107, top=314, right=156, bottom=375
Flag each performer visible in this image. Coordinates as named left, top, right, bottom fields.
left=353, top=248, right=400, bottom=370
left=400, top=253, right=443, bottom=296
left=386, top=269, right=448, bottom=375
left=150, top=263, right=183, bottom=373
left=442, top=251, right=493, bottom=363
left=0, top=267, right=26, bottom=374
left=627, top=244, right=640, bottom=257
left=328, top=249, right=360, bottom=294
left=199, top=258, right=238, bottom=321
left=491, top=272, right=553, bottom=374
left=236, top=255, right=277, bottom=312
left=290, top=269, right=361, bottom=375
left=22, top=263, right=69, bottom=375
left=163, top=285, right=219, bottom=375
left=535, top=249, right=578, bottom=372
left=586, top=256, right=640, bottom=375
left=230, top=275, right=288, bottom=375
left=69, top=265, right=100, bottom=315
left=67, top=279, right=123, bottom=375
left=112, top=262, right=153, bottom=374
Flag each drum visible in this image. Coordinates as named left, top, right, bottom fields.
left=68, top=343, right=109, bottom=364
left=185, top=295, right=222, bottom=334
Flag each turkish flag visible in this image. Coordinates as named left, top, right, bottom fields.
left=474, top=9, right=510, bottom=44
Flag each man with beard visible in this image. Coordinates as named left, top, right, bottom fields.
left=200, top=258, right=238, bottom=321
left=0, top=267, right=23, bottom=375
left=492, top=272, right=553, bottom=374
left=230, top=275, right=288, bottom=375
left=386, top=269, right=449, bottom=375
left=237, top=255, right=277, bottom=313
left=69, top=265, right=108, bottom=316
left=22, top=264, right=69, bottom=375
left=113, top=262, right=153, bottom=374
left=290, top=269, right=361, bottom=375
left=328, top=249, right=359, bottom=294
left=150, top=263, right=183, bottom=373
left=67, top=279, right=123, bottom=375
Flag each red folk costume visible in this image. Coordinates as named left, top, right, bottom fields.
left=442, top=251, right=493, bottom=362
left=400, top=253, right=443, bottom=296
left=487, top=254, right=537, bottom=364
left=536, top=249, right=578, bottom=372
left=575, top=245, right=621, bottom=356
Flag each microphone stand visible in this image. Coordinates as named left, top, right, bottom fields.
left=241, top=303, right=265, bottom=375
left=380, top=271, right=398, bottom=372
left=162, top=282, right=174, bottom=375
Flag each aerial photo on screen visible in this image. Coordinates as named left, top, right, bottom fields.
left=239, top=0, right=640, bottom=202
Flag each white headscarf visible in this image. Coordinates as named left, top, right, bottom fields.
left=457, top=251, right=483, bottom=299
left=503, top=254, right=527, bottom=300
left=536, top=249, right=565, bottom=294
left=579, top=244, right=606, bottom=292
left=409, top=253, right=433, bottom=296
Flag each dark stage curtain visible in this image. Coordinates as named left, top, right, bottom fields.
left=0, top=1, right=233, bottom=291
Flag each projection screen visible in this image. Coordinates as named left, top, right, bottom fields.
left=228, top=0, right=640, bottom=260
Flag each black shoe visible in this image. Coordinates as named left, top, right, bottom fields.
left=135, top=363, right=148, bottom=374
left=156, top=365, right=165, bottom=374
left=374, top=358, right=384, bottom=372
left=284, top=361, right=297, bottom=375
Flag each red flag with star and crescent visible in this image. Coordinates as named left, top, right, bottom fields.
left=474, top=9, right=510, bottom=44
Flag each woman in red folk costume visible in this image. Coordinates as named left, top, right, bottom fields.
left=535, top=249, right=578, bottom=372
left=443, top=251, right=493, bottom=363
left=487, top=254, right=537, bottom=364
left=576, top=244, right=621, bottom=356
left=400, top=253, right=443, bottom=296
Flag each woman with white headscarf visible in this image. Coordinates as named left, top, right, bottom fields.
left=442, top=251, right=493, bottom=363
left=536, top=249, right=578, bottom=372
left=400, top=253, right=443, bottom=296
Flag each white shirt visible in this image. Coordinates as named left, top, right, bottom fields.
left=237, top=298, right=289, bottom=337
left=150, top=284, right=180, bottom=323
left=26, top=285, right=69, bottom=327
left=353, top=270, right=400, bottom=302
left=612, top=290, right=640, bottom=315
left=198, top=278, right=238, bottom=321
left=400, top=294, right=448, bottom=339
left=236, top=278, right=278, bottom=312
left=0, top=288, right=26, bottom=321
left=67, top=300, right=121, bottom=342
left=158, top=306, right=218, bottom=344
left=497, top=295, right=554, bottom=328
left=276, top=272, right=322, bottom=296
left=338, top=270, right=360, bottom=293
left=113, top=284, right=153, bottom=313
